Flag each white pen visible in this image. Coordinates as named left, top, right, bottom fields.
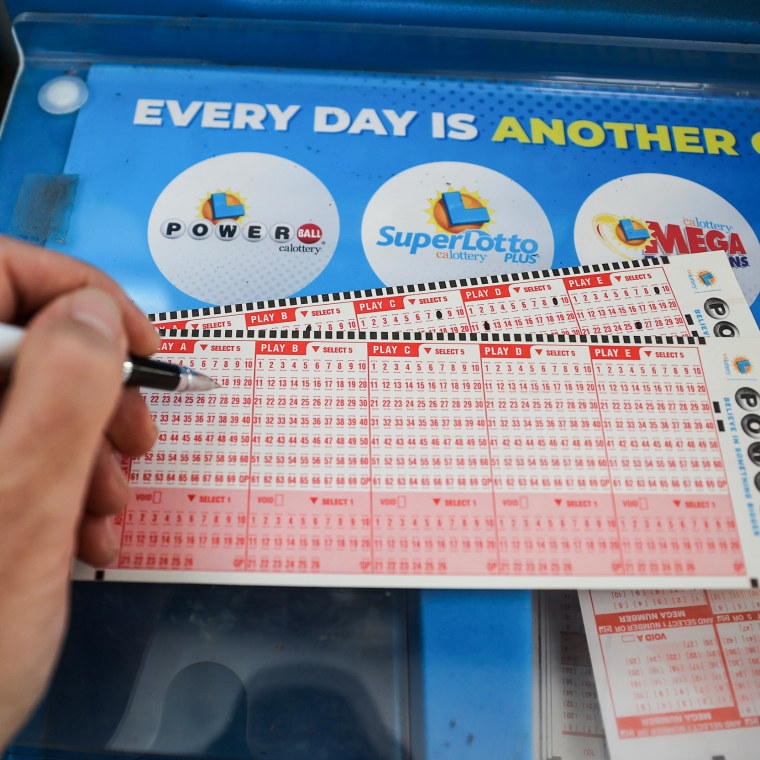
left=0, top=322, right=219, bottom=392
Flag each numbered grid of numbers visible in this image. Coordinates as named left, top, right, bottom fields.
left=117, top=338, right=743, bottom=580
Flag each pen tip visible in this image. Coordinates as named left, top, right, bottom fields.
left=197, top=375, right=223, bottom=392
left=183, top=368, right=222, bottom=392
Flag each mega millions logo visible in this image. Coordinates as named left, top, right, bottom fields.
left=592, top=212, right=748, bottom=269
left=160, top=189, right=324, bottom=250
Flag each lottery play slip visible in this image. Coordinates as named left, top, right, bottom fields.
left=151, top=252, right=755, bottom=341
left=75, top=321, right=760, bottom=589
left=580, top=589, right=760, bottom=760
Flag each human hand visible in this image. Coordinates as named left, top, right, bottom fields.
left=0, top=236, right=160, bottom=749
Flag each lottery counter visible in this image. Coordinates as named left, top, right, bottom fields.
left=2, top=3, right=760, bottom=760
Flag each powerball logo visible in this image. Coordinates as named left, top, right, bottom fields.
left=160, top=189, right=324, bottom=251
left=592, top=212, right=748, bottom=269
left=376, top=187, right=540, bottom=266
left=148, top=153, right=339, bottom=305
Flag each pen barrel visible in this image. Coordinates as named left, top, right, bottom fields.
left=125, top=357, right=182, bottom=390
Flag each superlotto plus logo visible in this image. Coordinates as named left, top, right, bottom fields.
left=376, top=187, right=540, bottom=265
left=362, top=162, right=553, bottom=285
left=148, top=153, right=339, bottom=305
left=375, top=187, right=541, bottom=266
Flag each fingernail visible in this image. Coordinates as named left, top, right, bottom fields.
left=104, top=515, right=121, bottom=558
left=110, top=449, right=130, bottom=503
left=68, top=288, right=126, bottom=351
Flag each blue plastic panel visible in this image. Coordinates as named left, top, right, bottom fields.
left=414, top=590, right=534, bottom=760
left=14, top=584, right=411, bottom=760
left=5, top=1, right=760, bottom=44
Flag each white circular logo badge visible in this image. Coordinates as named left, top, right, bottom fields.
left=361, top=161, right=554, bottom=285
left=148, top=153, right=339, bottom=304
left=574, top=173, right=760, bottom=304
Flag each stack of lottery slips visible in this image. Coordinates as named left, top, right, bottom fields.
left=75, top=251, right=760, bottom=760
left=135, top=249, right=760, bottom=590
left=536, top=590, right=610, bottom=760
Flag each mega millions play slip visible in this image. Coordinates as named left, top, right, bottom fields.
left=69, top=252, right=760, bottom=588
left=579, top=589, right=760, bottom=760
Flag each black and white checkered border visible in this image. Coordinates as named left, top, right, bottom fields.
left=159, top=328, right=704, bottom=346
left=150, top=256, right=670, bottom=323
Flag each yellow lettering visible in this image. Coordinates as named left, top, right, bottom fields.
left=703, top=128, right=738, bottom=155
left=491, top=116, right=531, bottom=143
left=602, top=122, right=635, bottom=149
left=672, top=125, right=704, bottom=153
left=567, top=120, right=605, bottom=147
left=529, top=118, right=566, bottom=145
left=635, top=123, right=672, bottom=151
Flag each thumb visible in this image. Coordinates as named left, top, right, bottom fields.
left=0, top=288, right=128, bottom=542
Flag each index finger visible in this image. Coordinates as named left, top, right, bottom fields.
left=0, top=235, right=159, bottom=356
